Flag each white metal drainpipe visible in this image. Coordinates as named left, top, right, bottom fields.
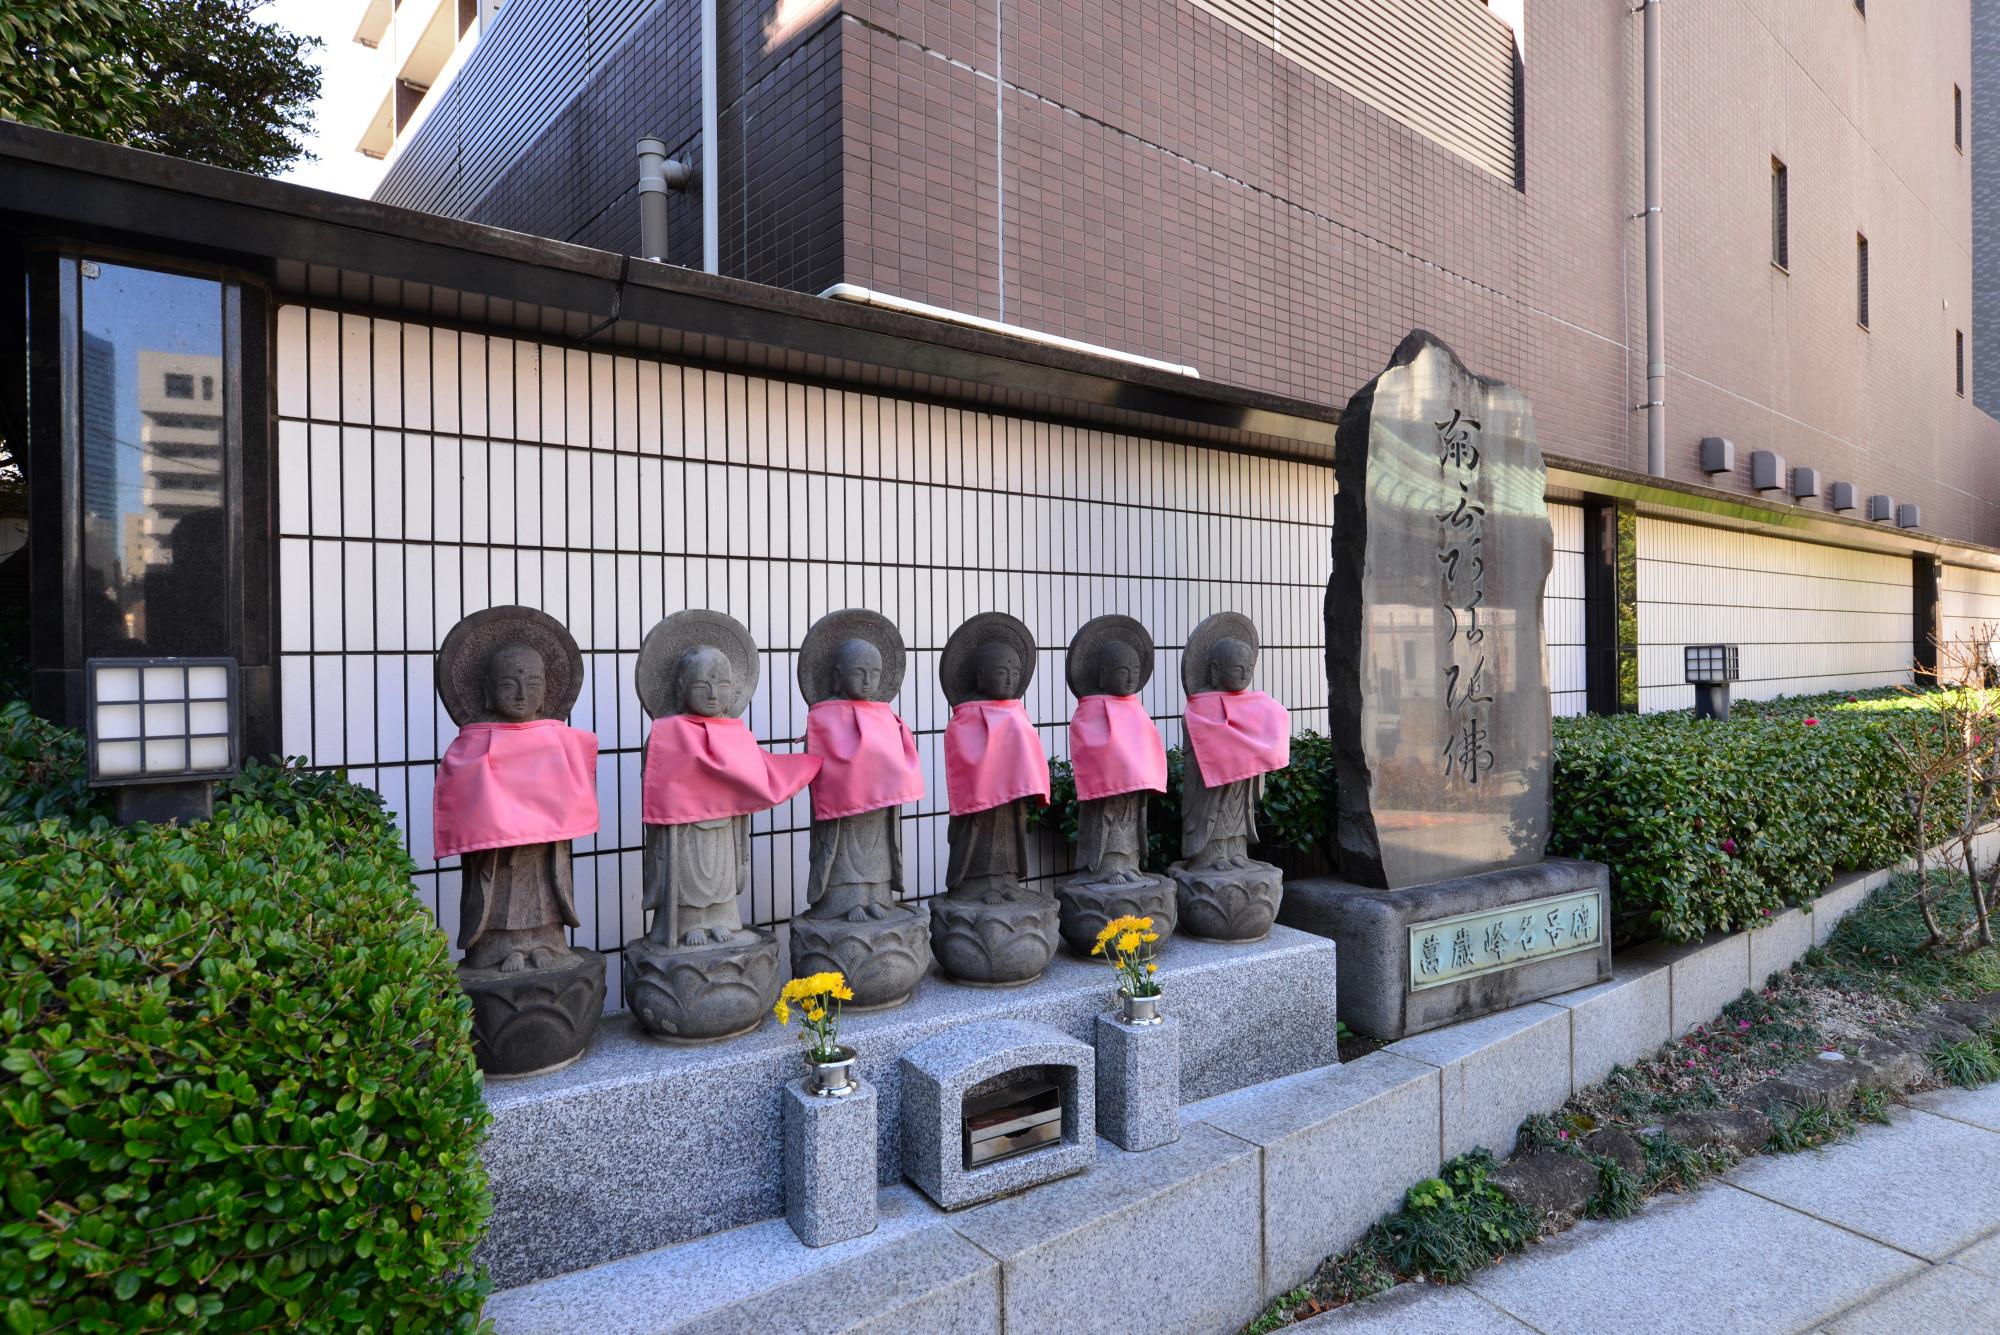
left=1642, top=0, right=1665, bottom=476
left=701, top=0, right=720, bottom=274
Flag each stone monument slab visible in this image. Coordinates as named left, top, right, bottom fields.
left=1281, top=858, right=1611, bottom=1039
left=1327, top=330, right=1553, bottom=890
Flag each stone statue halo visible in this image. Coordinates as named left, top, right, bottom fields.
left=1181, top=612, right=1262, bottom=696
left=436, top=604, right=585, bottom=726
left=939, top=612, right=1038, bottom=706
left=1064, top=614, right=1156, bottom=700
left=797, top=608, right=908, bottom=705
left=636, top=609, right=760, bottom=719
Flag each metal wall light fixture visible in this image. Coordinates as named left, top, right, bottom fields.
left=1792, top=466, right=1821, bottom=500
left=1700, top=436, right=1735, bottom=475
left=1750, top=450, right=1786, bottom=492
left=1896, top=502, right=1922, bottom=530
left=1685, top=643, right=1740, bottom=721
left=1867, top=494, right=1896, bottom=523
left=86, top=657, right=239, bottom=824
left=1829, top=482, right=1859, bottom=511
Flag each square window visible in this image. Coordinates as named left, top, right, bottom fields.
left=163, top=372, right=194, bottom=399
left=96, top=740, right=143, bottom=777
left=1857, top=234, right=1869, bottom=328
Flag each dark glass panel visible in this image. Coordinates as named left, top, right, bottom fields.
left=79, top=262, right=228, bottom=656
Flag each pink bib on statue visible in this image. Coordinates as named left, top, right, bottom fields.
left=641, top=714, right=821, bottom=825
left=432, top=719, right=600, bottom=859
left=944, top=699, right=1050, bottom=816
left=1184, top=689, right=1291, bottom=786
left=1068, top=694, right=1168, bottom=801
left=805, top=699, right=925, bottom=820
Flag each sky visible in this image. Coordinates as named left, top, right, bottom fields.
left=267, top=0, right=388, bottom=199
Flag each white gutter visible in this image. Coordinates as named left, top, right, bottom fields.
left=818, top=284, right=1202, bottom=378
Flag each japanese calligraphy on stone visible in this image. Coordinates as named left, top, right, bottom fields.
left=1324, top=330, right=1556, bottom=889
left=1407, top=890, right=1601, bottom=991
left=1435, top=408, right=1494, bottom=787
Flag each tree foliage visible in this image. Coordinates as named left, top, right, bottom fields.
left=0, top=0, right=321, bottom=175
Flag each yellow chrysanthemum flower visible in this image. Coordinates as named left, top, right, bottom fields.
left=1116, top=931, right=1142, bottom=955
left=1146, top=962, right=1158, bottom=973
left=774, top=998, right=791, bottom=1025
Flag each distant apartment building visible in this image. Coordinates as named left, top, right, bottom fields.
left=353, top=0, right=505, bottom=164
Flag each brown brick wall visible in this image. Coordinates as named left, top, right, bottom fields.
left=837, top=0, right=2000, bottom=543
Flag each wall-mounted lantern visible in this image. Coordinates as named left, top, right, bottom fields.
left=86, top=657, right=239, bottom=824
left=1685, top=644, right=1740, bottom=721
left=1700, top=436, right=1735, bottom=475
left=1792, top=466, right=1821, bottom=500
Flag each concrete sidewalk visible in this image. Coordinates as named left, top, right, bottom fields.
left=1297, top=1081, right=2000, bottom=1334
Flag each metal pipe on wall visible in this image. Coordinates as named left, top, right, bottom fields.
left=636, top=139, right=671, bottom=262
left=701, top=0, right=719, bottom=274
left=1642, top=0, right=1665, bottom=476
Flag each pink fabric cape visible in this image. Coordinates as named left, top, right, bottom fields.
left=805, top=699, right=925, bottom=820
left=1184, top=689, right=1291, bottom=786
left=943, top=699, right=1050, bottom=817
left=641, top=714, right=821, bottom=825
left=1068, top=694, right=1168, bottom=802
left=432, top=719, right=600, bottom=859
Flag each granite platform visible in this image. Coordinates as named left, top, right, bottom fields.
left=478, top=925, right=1339, bottom=1287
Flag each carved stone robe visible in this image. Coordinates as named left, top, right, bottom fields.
left=806, top=805, right=904, bottom=916
left=1076, top=790, right=1147, bottom=880
left=1181, top=756, right=1261, bottom=862
left=460, top=841, right=578, bottom=968
left=946, top=800, right=1029, bottom=899
left=642, top=814, right=750, bottom=945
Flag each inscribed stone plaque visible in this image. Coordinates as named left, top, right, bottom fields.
left=1407, top=889, right=1601, bottom=991
left=1327, top=330, right=1553, bottom=889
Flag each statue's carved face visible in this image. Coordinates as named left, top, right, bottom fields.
left=833, top=638, right=882, bottom=701
left=485, top=643, right=548, bottom=722
left=679, top=646, right=737, bottom=718
left=974, top=641, right=1023, bottom=699
left=1099, top=640, right=1142, bottom=696
left=1208, top=637, right=1255, bottom=692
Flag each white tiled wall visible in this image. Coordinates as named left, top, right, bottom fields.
left=1941, top=564, right=2000, bottom=682
left=273, top=305, right=1337, bottom=995
left=1635, top=517, right=1912, bottom=711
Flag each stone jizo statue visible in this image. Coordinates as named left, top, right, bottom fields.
left=1169, top=613, right=1290, bottom=942
left=791, top=609, right=929, bottom=1009
left=432, top=605, right=606, bottom=1076
left=932, top=612, right=1059, bottom=984
left=625, top=609, right=817, bottom=1042
left=1181, top=636, right=1263, bottom=872
left=1056, top=615, right=1177, bottom=955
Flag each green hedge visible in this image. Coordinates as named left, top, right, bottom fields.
left=1550, top=690, right=1941, bottom=944
left=0, top=703, right=491, bottom=1332
left=1034, top=689, right=1947, bottom=947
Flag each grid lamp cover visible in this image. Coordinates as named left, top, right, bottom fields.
left=1683, top=644, right=1740, bottom=685
left=86, top=658, right=238, bottom=821
left=1684, top=644, right=1740, bottom=721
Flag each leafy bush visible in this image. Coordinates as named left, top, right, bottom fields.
left=1548, top=690, right=1936, bottom=944
left=1033, top=732, right=1339, bottom=872
left=0, top=703, right=492, bottom=1331
left=1367, top=1151, right=1534, bottom=1283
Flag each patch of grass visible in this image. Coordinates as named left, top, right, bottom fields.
left=1930, top=1032, right=2000, bottom=1088
left=1855, top=1086, right=1895, bottom=1125
left=1242, top=1286, right=1314, bottom=1335
left=1767, top=1102, right=1857, bottom=1153
left=1810, top=871, right=2000, bottom=1006
left=1368, top=1152, right=1536, bottom=1284
left=1587, top=1158, right=1644, bottom=1219
left=1640, top=1132, right=1731, bottom=1194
